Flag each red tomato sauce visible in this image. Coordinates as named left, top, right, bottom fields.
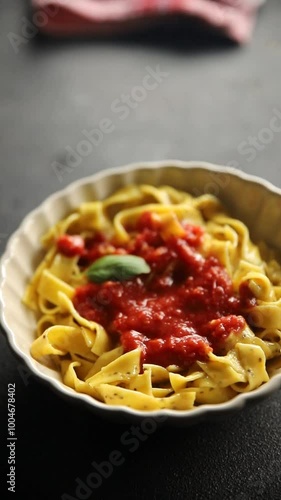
left=59, top=212, right=256, bottom=369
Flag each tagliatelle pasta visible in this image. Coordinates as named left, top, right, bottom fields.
left=23, top=185, right=281, bottom=411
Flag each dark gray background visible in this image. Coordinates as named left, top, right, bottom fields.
left=1, top=1, right=281, bottom=499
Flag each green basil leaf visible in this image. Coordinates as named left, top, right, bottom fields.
left=87, top=255, right=151, bottom=283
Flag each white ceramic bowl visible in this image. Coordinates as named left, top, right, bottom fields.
left=2, top=161, right=281, bottom=425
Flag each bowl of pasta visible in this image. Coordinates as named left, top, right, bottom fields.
left=1, top=160, right=281, bottom=425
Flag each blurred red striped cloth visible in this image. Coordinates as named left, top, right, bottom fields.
left=32, top=0, right=266, bottom=44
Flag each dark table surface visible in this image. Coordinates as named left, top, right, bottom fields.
left=1, top=1, right=281, bottom=499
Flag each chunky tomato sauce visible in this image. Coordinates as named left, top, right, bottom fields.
left=57, top=212, right=255, bottom=369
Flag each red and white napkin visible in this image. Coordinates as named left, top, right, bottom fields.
left=32, top=0, right=266, bottom=44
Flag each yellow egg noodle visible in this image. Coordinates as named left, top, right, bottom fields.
left=23, top=185, right=281, bottom=411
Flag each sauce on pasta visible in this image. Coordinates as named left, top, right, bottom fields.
left=71, top=212, right=251, bottom=369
